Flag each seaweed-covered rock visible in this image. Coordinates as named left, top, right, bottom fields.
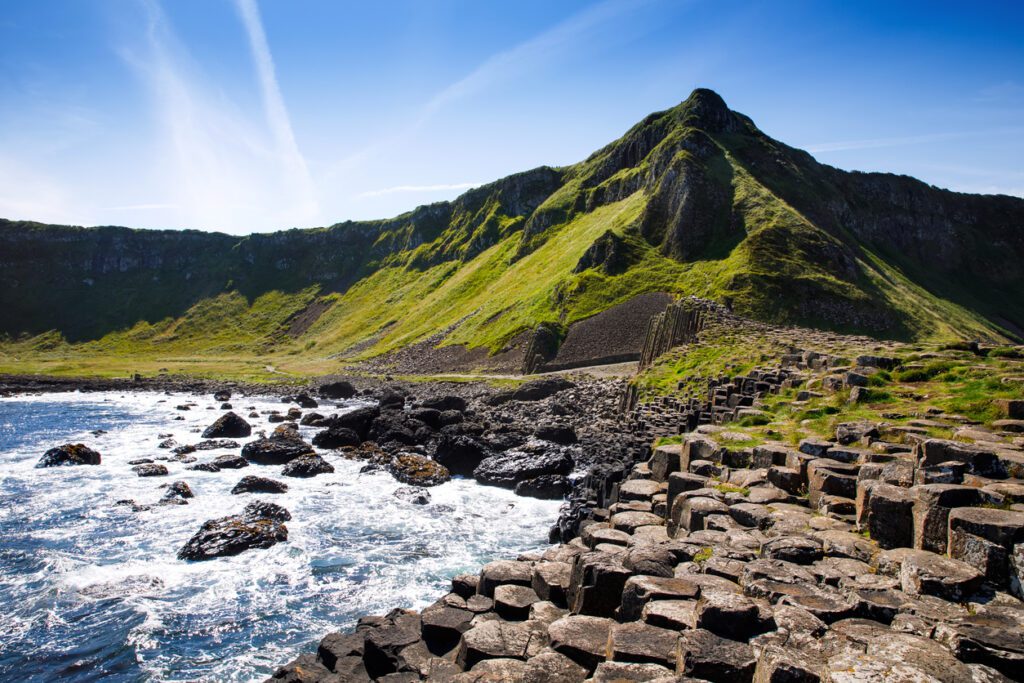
left=241, top=436, right=314, bottom=465
left=281, top=453, right=335, bottom=478
left=386, top=454, right=451, bottom=487
left=37, top=443, right=101, bottom=467
left=231, top=475, right=289, bottom=494
left=177, top=508, right=288, bottom=560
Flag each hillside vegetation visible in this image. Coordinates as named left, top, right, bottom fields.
left=2, top=89, right=1022, bottom=379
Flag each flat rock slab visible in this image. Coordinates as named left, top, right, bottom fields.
left=493, top=584, right=540, bottom=620
left=620, top=575, right=700, bottom=621
left=548, top=615, right=612, bottom=672
left=900, top=549, right=984, bottom=601
left=456, top=620, right=533, bottom=669
left=676, top=628, right=756, bottom=681
left=478, top=560, right=533, bottom=597
left=610, top=511, right=664, bottom=533
left=608, top=621, right=679, bottom=668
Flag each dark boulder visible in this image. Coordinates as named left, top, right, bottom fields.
left=514, top=474, right=571, bottom=499
left=319, top=380, right=356, bottom=399
left=212, top=453, right=248, bottom=469
left=419, top=395, right=467, bottom=412
left=298, top=412, right=327, bottom=427
left=386, top=454, right=451, bottom=486
left=377, top=389, right=406, bottom=410
left=37, top=443, right=101, bottom=468
left=162, top=481, right=194, bottom=501
left=133, top=463, right=168, bottom=477
left=534, top=423, right=578, bottom=445
left=281, top=454, right=335, bottom=478
left=194, top=439, right=239, bottom=451
left=241, top=436, right=314, bottom=465
left=243, top=500, right=291, bottom=522
left=409, top=407, right=442, bottom=429
left=213, top=390, right=231, bottom=402
left=231, top=475, right=289, bottom=494
left=187, top=462, right=221, bottom=473
left=434, top=434, right=491, bottom=476
left=393, top=486, right=431, bottom=505
left=474, top=443, right=574, bottom=488
left=295, top=393, right=318, bottom=409
left=329, top=405, right=380, bottom=439
left=312, top=425, right=361, bottom=449
left=177, top=508, right=288, bottom=561
left=201, top=411, right=251, bottom=439
left=438, top=409, right=464, bottom=427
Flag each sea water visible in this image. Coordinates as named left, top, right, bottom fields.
left=0, top=392, right=560, bottom=682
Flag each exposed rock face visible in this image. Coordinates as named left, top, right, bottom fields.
left=281, top=454, right=334, bottom=478
left=231, top=475, right=288, bottom=494
left=473, top=441, right=574, bottom=489
left=37, top=443, right=101, bottom=467
left=241, top=435, right=314, bottom=465
left=201, top=411, right=251, bottom=439
left=311, top=425, right=361, bottom=449
left=177, top=504, right=288, bottom=561
left=386, top=454, right=450, bottom=487
left=318, top=380, right=356, bottom=399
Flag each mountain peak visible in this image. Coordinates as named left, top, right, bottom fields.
left=676, top=87, right=741, bottom=133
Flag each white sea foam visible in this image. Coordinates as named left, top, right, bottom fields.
left=0, top=391, right=560, bottom=682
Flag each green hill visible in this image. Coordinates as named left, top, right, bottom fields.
left=2, top=89, right=1022, bottom=379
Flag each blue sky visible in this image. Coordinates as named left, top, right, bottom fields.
left=1, top=0, right=1021, bottom=234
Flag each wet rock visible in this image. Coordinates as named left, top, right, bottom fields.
left=298, top=412, right=328, bottom=427
left=213, top=390, right=232, bottom=402
left=281, top=453, right=335, bottom=478
left=37, top=443, right=101, bottom=467
left=311, top=425, right=362, bottom=449
left=433, top=434, right=490, bottom=476
left=194, top=439, right=240, bottom=451
left=474, top=444, right=573, bottom=488
left=231, top=475, right=289, bottom=494
left=187, top=462, right=221, bottom=472
left=133, top=463, right=168, bottom=477
left=178, top=508, right=288, bottom=560
left=515, top=474, right=570, bottom=499
left=548, top=615, right=612, bottom=671
left=201, top=411, right=251, bottom=439
left=162, top=480, right=194, bottom=501
left=295, top=393, right=318, bottom=409
left=393, top=486, right=431, bottom=505
left=386, top=453, right=450, bottom=486
left=244, top=500, right=291, bottom=522
left=213, top=453, right=249, bottom=469
left=242, top=436, right=314, bottom=465
left=330, top=405, right=381, bottom=440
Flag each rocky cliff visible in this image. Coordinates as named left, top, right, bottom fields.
left=2, top=89, right=1022, bottom=366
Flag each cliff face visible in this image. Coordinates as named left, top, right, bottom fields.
left=2, top=88, right=1022, bottom=358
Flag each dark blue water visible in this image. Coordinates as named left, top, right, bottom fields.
left=0, top=392, right=559, bottom=682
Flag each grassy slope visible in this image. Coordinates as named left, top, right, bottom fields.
left=1, top=94, right=1016, bottom=379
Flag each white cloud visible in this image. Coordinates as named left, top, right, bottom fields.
left=234, top=0, right=317, bottom=222
left=357, top=182, right=481, bottom=198
left=117, top=0, right=318, bottom=233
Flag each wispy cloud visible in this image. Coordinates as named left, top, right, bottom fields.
left=357, top=182, right=481, bottom=198
left=806, top=127, right=1024, bottom=153
left=234, top=0, right=317, bottom=221
left=119, top=0, right=318, bottom=233
left=327, top=0, right=656, bottom=177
